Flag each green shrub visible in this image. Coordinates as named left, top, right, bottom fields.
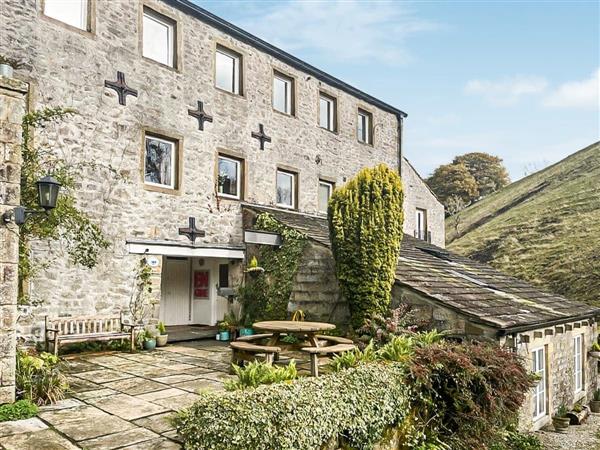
left=176, top=363, right=410, bottom=450
left=490, top=430, right=543, bottom=450
left=225, top=361, right=298, bottom=390
left=355, top=304, right=430, bottom=348
left=329, top=341, right=377, bottom=371
left=0, top=400, right=39, bottom=422
left=16, top=349, right=69, bottom=405
left=328, top=164, right=404, bottom=328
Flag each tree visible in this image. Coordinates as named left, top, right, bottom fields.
left=328, top=164, right=404, bottom=329
left=453, top=152, right=510, bottom=197
left=426, top=163, right=479, bottom=206
left=445, top=195, right=466, bottom=236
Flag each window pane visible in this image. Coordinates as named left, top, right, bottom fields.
left=277, top=171, right=294, bottom=207
left=318, top=182, right=332, bottom=212
left=145, top=137, right=174, bottom=188
left=143, top=12, right=173, bottom=66
left=218, top=157, right=239, bottom=197
left=319, top=98, right=329, bottom=128
left=216, top=50, right=236, bottom=93
left=357, top=114, right=365, bottom=141
left=273, top=76, right=288, bottom=113
left=44, top=0, right=87, bottom=29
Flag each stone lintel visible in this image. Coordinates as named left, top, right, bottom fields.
left=0, top=76, right=29, bottom=95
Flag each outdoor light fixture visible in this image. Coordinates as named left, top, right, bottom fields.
left=2, top=175, right=61, bottom=226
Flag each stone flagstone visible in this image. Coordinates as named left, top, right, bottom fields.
left=151, top=392, right=201, bottom=411
left=104, top=377, right=168, bottom=396
left=133, top=412, right=178, bottom=434
left=86, top=393, right=168, bottom=420
left=78, top=426, right=161, bottom=450
left=173, top=378, right=224, bottom=393
left=73, top=368, right=134, bottom=384
left=150, top=374, right=202, bottom=384
left=39, top=404, right=136, bottom=441
left=0, top=417, right=48, bottom=437
left=0, top=427, right=80, bottom=450
left=136, top=388, right=188, bottom=402
left=120, top=437, right=181, bottom=449
left=73, top=387, right=118, bottom=400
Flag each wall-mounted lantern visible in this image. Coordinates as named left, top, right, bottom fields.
left=2, top=175, right=61, bottom=226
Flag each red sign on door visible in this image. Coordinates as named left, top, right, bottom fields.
left=193, top=270, right=209, bottom=299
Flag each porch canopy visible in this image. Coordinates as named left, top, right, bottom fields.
left=126, top=239, right=245, bottom=259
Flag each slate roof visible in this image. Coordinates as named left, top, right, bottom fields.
left=243, top=204, right=600, bottom=333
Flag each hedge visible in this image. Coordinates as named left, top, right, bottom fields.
left=175, top=363, right=410, bottom=450
left=328, top=164, right=404, bottom=328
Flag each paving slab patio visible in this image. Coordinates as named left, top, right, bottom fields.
left=3, top=340, right=232, bottom=449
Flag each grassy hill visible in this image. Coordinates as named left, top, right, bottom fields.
left=446, top=141, right=600, bottom=307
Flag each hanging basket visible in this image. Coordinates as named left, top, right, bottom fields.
left=244, top=266, right=265, bottom=278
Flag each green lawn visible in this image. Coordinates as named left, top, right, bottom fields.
left=447, top=141, right=600, bottom=307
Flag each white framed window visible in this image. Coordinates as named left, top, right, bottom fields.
left=217, top=155, right=242, bottom=199
left=532, top=347, right=547, bottom=420
left=319, top=93, right=336, bottom=131
left=357, top=109, right=373, bottom=144
left=273, top=72, right=293, bottom=115
left=574, top=334, right=583, bottom=393
left=43, top=0, right=88, bottom=30
left=216, top=46, right=241, bottom=94
left=276, top=170, right=296, bottom=209
left=143, top=9, right=175, bottom=67
left=416, top=208, right=427, bottom=240
left=144, top=135, right=176, bottom=189
left=318, top=180, right=334, bottom=214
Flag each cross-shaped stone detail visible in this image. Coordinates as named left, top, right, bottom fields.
left=188, top=101, right=213, bottom=131
left=178, top=217, right=206, bottom=243
left=251, top=123, right=272, bottom=150
left=104, top=71, right=138, bottom=106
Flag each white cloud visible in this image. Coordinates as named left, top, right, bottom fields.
left=543, top=68, right=600, bottom=109
left=464, top=76, right=548, bottom=106
left=236, top=0, right=439, bottom=65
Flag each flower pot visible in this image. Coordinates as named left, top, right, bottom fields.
left=590, top=400, right=600, bottom=413
left=552, top=416, right=570, bottom=432
left=143, top=338, right=156, bottom=350
left=219, top=330, right=230, bottom=342
left=239, top=327, right=254, bottom=337
left=588, top=351, right=600, bottom=359
left=0, top=64, right=14, bottom=78
left=156, top=334, right=168, bottom=347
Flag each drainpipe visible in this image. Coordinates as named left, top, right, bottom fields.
left=396, top=112, right=407, bottom=177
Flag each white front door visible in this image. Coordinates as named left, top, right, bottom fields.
left=161, top=257, right=191, bottom=325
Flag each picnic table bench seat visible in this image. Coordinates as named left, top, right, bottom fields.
left=235, top=333, right=273, bottom=342
left=301, top=343, right=357, bottom=376
left=45, top=313, right=135, bottom=355
left=230, top=341, right=281, bottom=368
left=315, top=335, right=354, bottom=345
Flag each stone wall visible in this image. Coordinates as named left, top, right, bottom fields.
left=0, top=76, right=29, bottom=403
left=401, top=159, right=445, bottom=248
left=0, top=0, right=446, bottom=342
left=509, top=321, right=599, bottom=431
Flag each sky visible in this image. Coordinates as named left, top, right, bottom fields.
left=194, top=0, right=600, bottom=181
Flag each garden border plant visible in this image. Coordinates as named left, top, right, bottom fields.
left=238, top=212, right=308, bottom=323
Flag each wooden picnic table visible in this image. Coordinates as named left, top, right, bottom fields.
left=252, top=320, right=336, bottom=348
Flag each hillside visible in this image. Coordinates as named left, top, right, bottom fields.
left=446, top=142, right=600, bottom=307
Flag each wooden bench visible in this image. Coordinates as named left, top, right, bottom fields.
left=235, top=333, right=273, bottom=343
left=315, top=335, right=354, bottom=345
left=301, top=343, right=357, bottom=376
left=45, top=313, right=136, bottom=356
left=230, top=341, right=281, bottom=369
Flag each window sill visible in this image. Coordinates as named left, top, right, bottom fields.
left=215, top=86, right=245, bottom=99
left=141, top=56, right=180, bottom=74
left=276, top=204, right=297, bottom=211
left=357, top=140, right=374, bottom=147
left=40, top=14, right=95, bottom=37
left=318, top=125, right=339, bottom=135
left=272, top=107, right=296, bottom=119
left=143, top=183, right=180, bottom=195
left=217, top=194, right=243, bottom=202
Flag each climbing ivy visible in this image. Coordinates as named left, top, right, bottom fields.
left=238, top=213, right=307, bottom=324
left=328, top=164, right=404, bottom=329
left=19, top=107, right=112, bottom=303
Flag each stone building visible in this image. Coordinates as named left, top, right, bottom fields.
left=0, top=0, right=443, bottom=352
left=242, top=205, right=600, bottom=431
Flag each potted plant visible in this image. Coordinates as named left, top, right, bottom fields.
left=590, top=389, right=600, bottom=413
left=142, top=329, right=157, bottom=350
left=239, top=316, right=254, bottom=337
left=0, top=55, right=23, bottom=78
left=156, top=321, right=168, bottom=347
left=552, top=404, right=570, bottom=432
left=245, top=256, right=265, bottom=278
left=218, top=320, right=230, bottom=341
left=588, top=342, right=600, bottom=359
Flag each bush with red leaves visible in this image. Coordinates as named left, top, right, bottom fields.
left=408, top=342, right=536, bottom=450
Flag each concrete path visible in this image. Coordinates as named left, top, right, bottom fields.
left=0, top=341, right=233, bottom=450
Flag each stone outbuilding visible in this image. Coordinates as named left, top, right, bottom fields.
left=242, top=204, right=600, bottom=432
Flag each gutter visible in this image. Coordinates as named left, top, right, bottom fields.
left=163, top=0, right=408, bottom=118
left=496, top=310, right=600, bottom=336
